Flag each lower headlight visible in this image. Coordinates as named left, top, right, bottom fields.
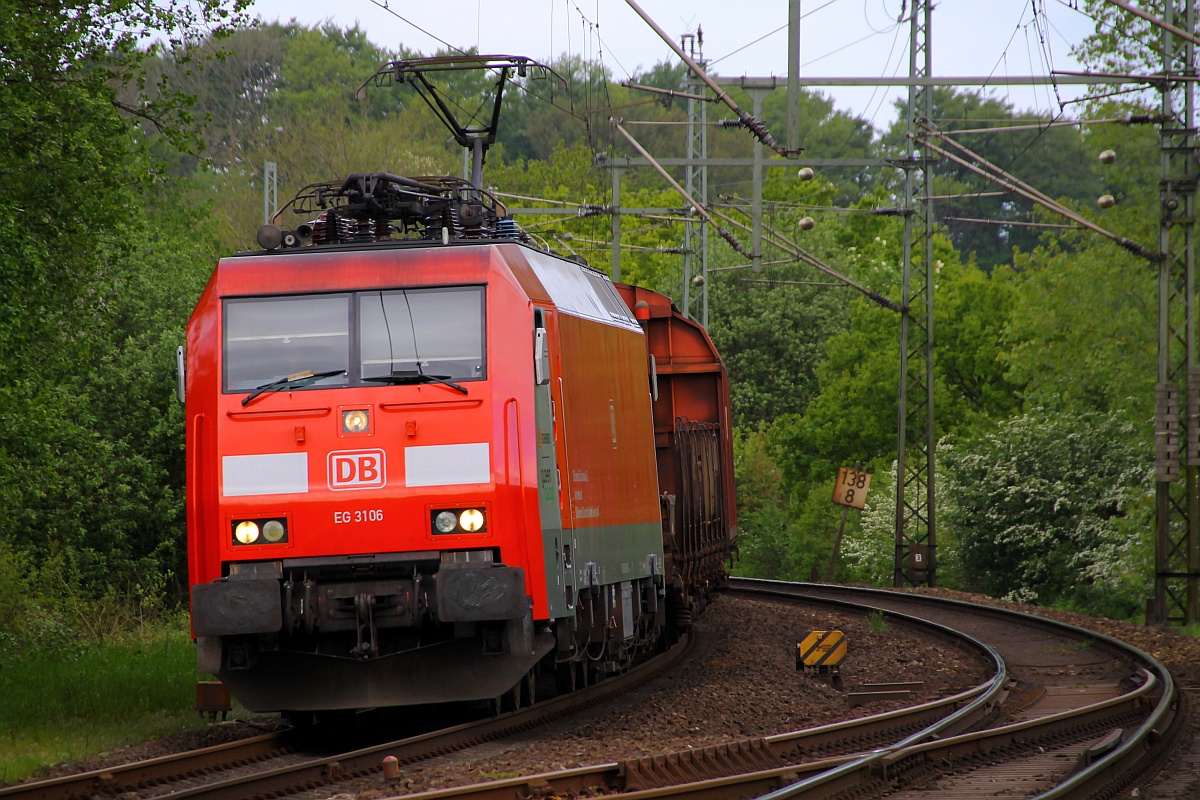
left=459, top=508, right=485, bottom=532
left=430, top=507, right=487, bottom=534
left=232, top=518, right=288, bottom=545
left=234, top=521, right=260, bottom=544
left=434, top=511, right=458, bottom=533
left=262, top=519, right=286, bottom=542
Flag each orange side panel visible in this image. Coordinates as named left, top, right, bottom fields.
left=553, top=312, right=660, bottom=530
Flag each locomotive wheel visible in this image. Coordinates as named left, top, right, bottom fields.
left=521, top=669, right=536, bottom=707
left=555, top=662, right=578, bottom=694
left=502, top=681, right=521, bottom=713
left=670, top=603, right=693, bottom=631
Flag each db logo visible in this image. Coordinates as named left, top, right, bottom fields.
left=328, top=449, right=386, bottom=491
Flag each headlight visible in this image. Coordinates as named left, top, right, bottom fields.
left=342, top=409, right=370, bottom=434
left=430, top=507, right=487, bottom=534
left=232, top=518, right=288, bottom=545
left=234, top=521, right=260, bottom=544
left=262, top=519, right=286, bottom=543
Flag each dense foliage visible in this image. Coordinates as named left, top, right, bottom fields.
left=0, top=0, right=247, bottom=607
left=0, top=2, right=1176, bottom=643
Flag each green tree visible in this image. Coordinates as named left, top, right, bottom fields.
left=842, top=463, right=897, bottom=585
left=272, top=24, right=403, bottom=120
left=0, top=0, right=244, bottom=592
left=499, top=54, right=608, bottom=163
left=742, top=222, right=1024, bottom=586
left=1073, top=1, right=1163, bottom=91
left=730, top=428, right=792, bottom=579
left=759, top=87, right=880, bottom=204
left=141, top=24, right=289, bottom=171
left=1000, top=238, right=1155, bottom=418
left=708, top=272, right=851, bottom=428
left=996, top=108, right=1159, bottom=420
left=882, top=88, right=1102, bottom=271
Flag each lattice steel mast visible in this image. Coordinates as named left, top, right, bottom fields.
left=895, top=0, right=937, bottom=587
left=1154, top=0, right=1200, bottom=625
left=682, top=33, right=710, bottom=324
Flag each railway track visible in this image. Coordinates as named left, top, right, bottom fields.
left=4, top=583, right=1183, bottom=800
left=367, top=580, right=1183, bottom=800
left=740, top=581, right=1182, bottom=799
left=0, top=633, right=696, bottom=800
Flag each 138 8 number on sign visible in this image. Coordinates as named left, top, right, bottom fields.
left=832, top=466, right=872, bottom=509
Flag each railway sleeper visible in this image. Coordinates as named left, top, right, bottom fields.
left=1074, top=727, right=1126, bottom=771
left=620, top=738, right=786, bottom=791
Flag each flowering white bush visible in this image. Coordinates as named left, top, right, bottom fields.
left=842, top=462, right=896, bottom=585
left=940, top=408, right=1152, bottom=614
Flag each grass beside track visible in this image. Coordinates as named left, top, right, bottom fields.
left=0, top=617, right=223, bottom=785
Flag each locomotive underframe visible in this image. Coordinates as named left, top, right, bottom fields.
left=192, top=549, right=670, bottom=711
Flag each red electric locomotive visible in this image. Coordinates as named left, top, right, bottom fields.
left=181, top=57, right=736, bottom=715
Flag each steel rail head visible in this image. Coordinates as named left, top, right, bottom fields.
left=1, top=636, right=697, bottom=800
left=0, top=731, right=292, bottom=800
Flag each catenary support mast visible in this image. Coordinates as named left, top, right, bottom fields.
left=895, top=0, right=937, bottom=587
left=597, top=2, right=1171, bottom=606
left=1154, top=0, right=1200, bottom=625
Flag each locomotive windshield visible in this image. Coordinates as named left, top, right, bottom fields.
left=359, top=287, right=484, bottom=382
left=223, top=286, right=485, bottom=392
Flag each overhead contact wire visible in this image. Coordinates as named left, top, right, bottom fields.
left=912, top=121, right=1155, bottom=260
left=622, top=0, right=793, bottom=156
left=711, top=207, right=899, bottom=311
left=610, top=117, right=752, bottom=258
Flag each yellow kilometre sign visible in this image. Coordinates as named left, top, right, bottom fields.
left=832, top=466, right=872, bottom=509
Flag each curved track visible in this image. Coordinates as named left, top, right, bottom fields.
left=374, top=581, right=1182, bottom=800
left=739, top=580, right=1182, bottom=799
left=3, top=584, right=1183, bottom=800
left=0, top=633, right=695, bottom=800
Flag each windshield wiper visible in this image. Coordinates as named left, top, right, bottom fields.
left=242, top=369, right=347, bottom=407
left=362, top=373, right=469, bottom=395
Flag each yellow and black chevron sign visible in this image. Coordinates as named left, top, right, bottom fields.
left=796, top=630, right=847, bottom=669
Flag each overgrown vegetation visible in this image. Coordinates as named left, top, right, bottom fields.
left=0, top=1, right=249, bottom=780
left=0, top=0, right=1185, bottom=778
left=0, top=542, right=215, bottom=782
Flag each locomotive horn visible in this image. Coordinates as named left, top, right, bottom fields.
left=296, top=223, right=313, bottom=243
left=256, top=224, right=283, bottom=250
